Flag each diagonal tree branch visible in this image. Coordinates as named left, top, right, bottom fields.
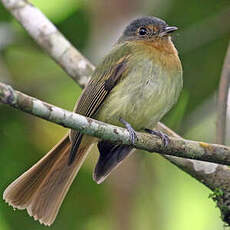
left=2, top=0, right=230, bottom=225
left=1, top=0, right=94, bottom=88
left=1, top=81, right=230, bottom=166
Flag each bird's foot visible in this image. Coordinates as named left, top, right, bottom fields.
left=144, top=129, right=170, bottom=147
left=119, top=117, right=137, bottom=144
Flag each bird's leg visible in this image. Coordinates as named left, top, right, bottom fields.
left=119, top=117, right=138, bottom=144
left=144, top=128, right=170, bottom=147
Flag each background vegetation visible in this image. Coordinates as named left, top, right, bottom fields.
left=0, top=0, right=230, bottom=229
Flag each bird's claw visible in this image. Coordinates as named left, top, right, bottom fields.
left=128, top=128, right=138, bottom=145
left=145, top=129, right=170, bottom=147
left=119, top=117, right=137, bottom=145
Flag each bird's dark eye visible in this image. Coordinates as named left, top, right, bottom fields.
left=139, top=27, right=147, bottom=36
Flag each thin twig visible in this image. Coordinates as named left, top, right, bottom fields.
left=217, top=42, right=230, bottom=144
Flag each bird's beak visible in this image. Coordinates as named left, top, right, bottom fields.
left=159, top=26, right=178, bottom=37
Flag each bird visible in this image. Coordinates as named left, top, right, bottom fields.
left=3, top=16, right=183, bottom=226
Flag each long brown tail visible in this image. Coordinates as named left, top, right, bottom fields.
left=3, top=134, right=93, bottom=226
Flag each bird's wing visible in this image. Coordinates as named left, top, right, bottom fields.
left=69, top=43, right=132, bottom=164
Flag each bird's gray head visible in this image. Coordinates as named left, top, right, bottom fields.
left=119, top=16, right=178, bottom=42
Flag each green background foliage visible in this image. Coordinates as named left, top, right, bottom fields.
left=0, top=0, right=230, bottom=229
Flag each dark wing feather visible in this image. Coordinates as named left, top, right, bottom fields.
left=68, top=44, right=131, bottom=164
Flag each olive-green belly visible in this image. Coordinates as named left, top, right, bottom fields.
left=95, top=60, right=182, bottom=131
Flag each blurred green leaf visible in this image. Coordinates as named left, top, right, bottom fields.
left=30, top=0, right=83, bottom=23
left=0, top=5, right=12, bottom=21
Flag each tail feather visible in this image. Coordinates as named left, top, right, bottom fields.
left=3, top=134, right=93, bottom=226
left=3, top=134, right=70, bottom=210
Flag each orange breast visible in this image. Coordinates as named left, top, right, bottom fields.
left=132, top=38, right=182, bottom=74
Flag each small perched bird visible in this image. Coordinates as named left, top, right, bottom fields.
left=3, top=16, right=183, bottom=225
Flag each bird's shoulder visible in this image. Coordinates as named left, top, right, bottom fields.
left=91, top=43, right=132, bottom=82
